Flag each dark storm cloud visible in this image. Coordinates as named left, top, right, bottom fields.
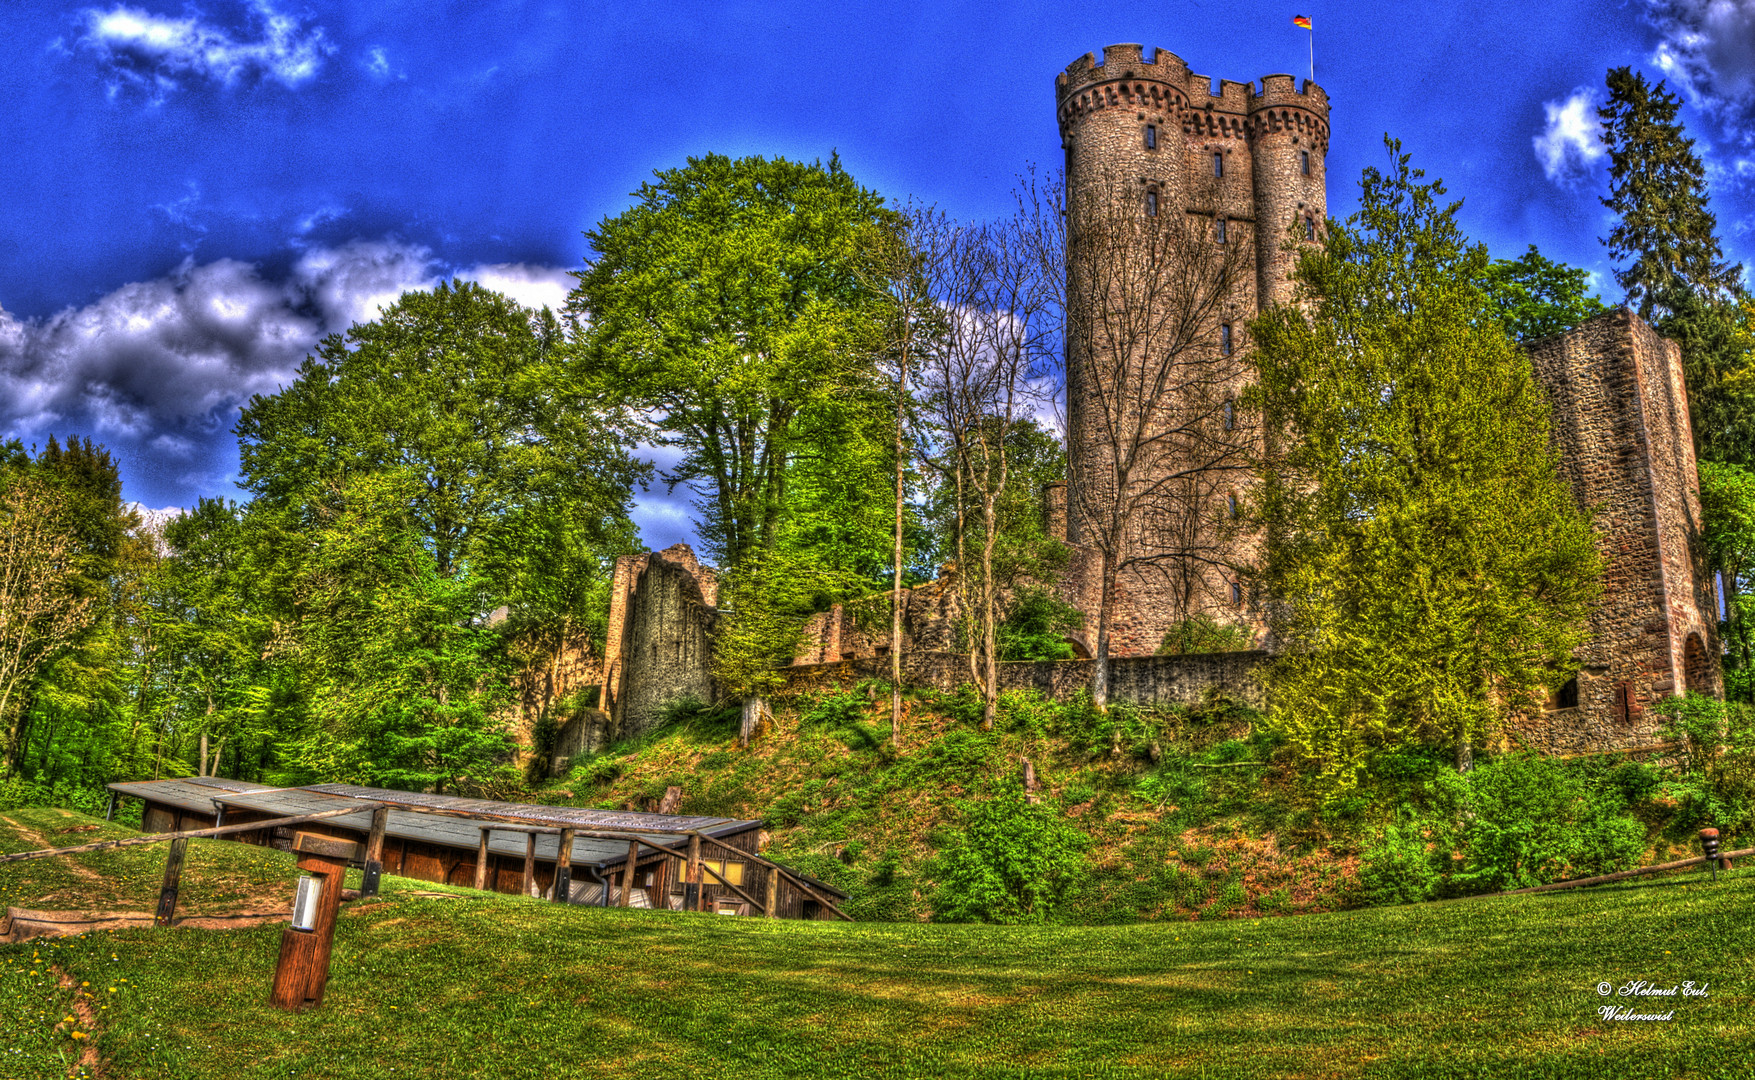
left=0, top=240, right=588, bottom=508
left=1647, top=0, right=1755, bottom=147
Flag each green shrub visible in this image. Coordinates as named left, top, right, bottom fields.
left=1156, top=613, right=1254, bottom=655
left=1449, top=755, right=1645, bottom=894
left=1358, top=822, right=1446, bottom=904
left=1653, top=693, right=1755, bottom=842
left=996, top=586, right=1084, bottom=662
left=929, top=789, right=1090, bottom=924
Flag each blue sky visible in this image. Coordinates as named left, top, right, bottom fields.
left=4, top=0, right=1754, bottom=549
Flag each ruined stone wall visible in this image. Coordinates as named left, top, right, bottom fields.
left=600, top=544, right=718, bottom=743
left=1526, top=310, right=1721, bottom=752
left=784, top=650, right=1267, bottom=709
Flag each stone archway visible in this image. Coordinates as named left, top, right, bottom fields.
left=1683, top=632, right=1713, bottom=696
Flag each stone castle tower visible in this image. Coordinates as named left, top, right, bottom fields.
left=1048, top=43, right=1720, bottom=748
left=1051, top=44, right=1330, bottom=657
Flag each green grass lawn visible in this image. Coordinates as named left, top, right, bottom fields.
left=2, top=806, right=1752, bottom=1080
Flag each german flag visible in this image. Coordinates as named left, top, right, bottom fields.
left=1293, top=15, right=1312, bottom=28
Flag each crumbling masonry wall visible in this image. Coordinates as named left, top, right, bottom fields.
left=1523, top=310, right=1721, bottom=751
left=599, top=544, right=718, bottom=745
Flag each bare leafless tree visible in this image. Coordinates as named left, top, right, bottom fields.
left=1051, top=171, right=1259, bottom=709
left=914, top=210, right=1054, bottom=730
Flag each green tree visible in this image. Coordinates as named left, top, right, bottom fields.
left=236, top=282, right=643, bottom=789
left=1247, top=140, right=1602, bottom=792
left=568, top=153, right=898, bottom=572
left=1479, top=245, right=1609, bottom=342
left=1600, top=67, right=1740, bottom=318
left=1701, top=460, right=1755, bottom=700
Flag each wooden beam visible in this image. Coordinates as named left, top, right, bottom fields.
left=552, top=828, right=575, bottom=903
left=620, top=839, right=639, bottom=907
left=361, top=806, right=389, bottom=897
left=698, top=859, right=765, bottom=915
left=522, top=833, right=538, bottom=898
left=692, top=830, right=854, bottom=921
left=474, top=828, right=491, bottom=891
left=0, top=804, right=380, bottom=866
left=154, top=837, right=189, bottom=927
left=764, top=864, right=779, bottom=918
left=687, top=833, right=702, bottom=912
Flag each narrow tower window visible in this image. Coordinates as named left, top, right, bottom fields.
left=1145, top=124, right=1157, bottom=150
left=1222, top=397, right=1235, bottom=429
left=1230, top=581, right=1242, bottom=605
left=1145, top=191, right=1158, bottom=217
left=1228, top=492, right=1239, bottom=519
left=1215, top=217, right=1227, bottom=243
left=1305, top=216, right=1316, bottom=241
left=1220, top=325, right=1233, bottom=357
left=1301, top=149, right=1310, bottom=175
left=1213, top=153, right=1224, bottom=177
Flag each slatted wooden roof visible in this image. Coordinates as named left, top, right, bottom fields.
left=109, top=778, right=763, bottom=871
left=105, top=776, right=273, bottom=814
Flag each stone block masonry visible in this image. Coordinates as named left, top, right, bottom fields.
left=1525, top=309, right=1721, bottom=751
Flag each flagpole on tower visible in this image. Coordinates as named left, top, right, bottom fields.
left=1294, top=15, right=1313, bottom=84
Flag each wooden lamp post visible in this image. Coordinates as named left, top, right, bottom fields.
left=270, top=832, right=358, bottom=1012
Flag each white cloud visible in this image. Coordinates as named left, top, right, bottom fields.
left=462, top=263, right=575, bottom=313
left=1645, top=0, right=1755, bottom=143
left=76, top=0, right=333, bottom=101
left=1533, top=88, right=1605, bottom=186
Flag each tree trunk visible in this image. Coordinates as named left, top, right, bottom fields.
left=892, top=345, right=908, bottom=743
left=1093, top=548, right=1118, bottom=712
left=979, top=492, right=1001, bottom=732
left=739, top=697, right=767, bottom=749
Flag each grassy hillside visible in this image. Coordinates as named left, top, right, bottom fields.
left=2, top=806, right=1752, bottom=1079
left=525, top=683, right=1712, bottom=923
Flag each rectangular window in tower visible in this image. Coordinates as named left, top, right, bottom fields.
left=1220, top=324, right=1232, bottom=357
left=1228, top=492, right=1238, bottom=519
left=1213, top=153, right=1223, bottom=177
left=1222, top=397, right=1235, bottom=429
left=1305, top=216, right=1316, bottom=241
left=1215, top=217, right=1227, bottom=243
left=1145, top=191, right=1158, bottom=217
left=1301, top=150, right=1310, bottom=175
left=1145, top=124, right=1157, bottom=150
left=1230, top=581, right=1242, bottom=605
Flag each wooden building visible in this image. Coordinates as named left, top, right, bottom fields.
left=107, top=777, right=847, bottom=919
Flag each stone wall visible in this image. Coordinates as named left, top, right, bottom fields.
left=1526, top=309, right=1721, bottom=751
left=599, top=544, right=719, bottom=745
left=785, top=649, right=1267, bottom=709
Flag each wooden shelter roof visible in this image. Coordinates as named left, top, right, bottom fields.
left=303, top=784, right=754, bottom=837
left=105, top=776, right=273, bottom=815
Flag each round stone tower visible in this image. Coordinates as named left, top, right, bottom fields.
left=1052, top=44, right=1330, bottom=658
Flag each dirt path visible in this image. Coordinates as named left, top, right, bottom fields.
left=0, top=811, right=105, bottom=886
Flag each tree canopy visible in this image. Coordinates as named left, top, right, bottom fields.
left=1247, top=140, right=1602, bottom=792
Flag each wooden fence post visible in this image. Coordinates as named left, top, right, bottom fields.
left=361, top=806, right=389, bottom=897
left=552, top=829, right=575, bottom=903
left=154, top=837, right=189, bottom=926
left=270, top=833, right=357, bottom=1012
left=474, top=828, right=491, bottom=891
left=621, top=839, right=639, bottom=907
left=764, top=865, right=779, bottom=918
left=522, top=833, right=538, bottom=898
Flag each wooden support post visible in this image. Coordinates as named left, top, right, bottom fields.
left=522, top=833, right=538, bottom=898
left=764, top=864, right=779, bottom=918
left=687, top=833, right=702, bottom=912
left=361, top=806, right=389, bottom=897
left=552, top=828, right=575, bottom=903
left=269, top=834, right=356, bottom=1012
left=650, top=852, right=669, bottom=910
left=621, top=839, right=639, bottom=907
left=154, top=837, right=189, bottom=927
left=474, top=827, right=491, bottom=891
left=104, top=791, right=116, bottom=821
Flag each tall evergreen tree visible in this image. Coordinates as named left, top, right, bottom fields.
left=1600, top=67, right=1740, bottom=318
